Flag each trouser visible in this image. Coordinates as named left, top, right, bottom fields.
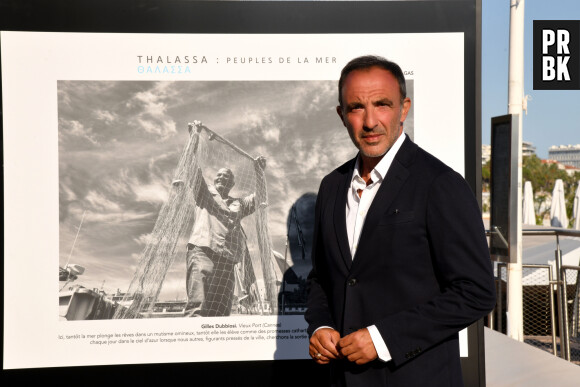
left=185, top=245, right=235, bottom=317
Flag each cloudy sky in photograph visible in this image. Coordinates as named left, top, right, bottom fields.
left=58, top=80, right=359, bottom=299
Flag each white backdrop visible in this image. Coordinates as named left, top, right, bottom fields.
left=2, top=31, right=466, bottom=369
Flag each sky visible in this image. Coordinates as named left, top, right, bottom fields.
left=482, top=0, right=580, bottom=159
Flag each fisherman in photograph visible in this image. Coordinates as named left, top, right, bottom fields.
left=182, top=157, right=266, bottom=317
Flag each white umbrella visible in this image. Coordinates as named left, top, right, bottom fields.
left=573, top=183, right=580, bottom=230
left=550, top=179, right=569, bottom=228
left=522, top=181, right=536, bottom=225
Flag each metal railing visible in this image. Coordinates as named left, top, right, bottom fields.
left=488, top=228, right=580, bottom=363
left=561, top=265, right=580, bottom=362
left=495, top=263, right=558, bottom=355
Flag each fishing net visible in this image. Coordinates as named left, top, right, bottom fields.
left=113, top=121, right=280, bottom=318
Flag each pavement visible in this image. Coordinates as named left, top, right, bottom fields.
left=485, top=328, right=580, bottom=386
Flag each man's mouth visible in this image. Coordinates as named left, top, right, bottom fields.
left=362, top=133, right=383, bottom=141
left=216, top=178, right=229, bottom=188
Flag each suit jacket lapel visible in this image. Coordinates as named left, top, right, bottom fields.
left=333, top=158, right=355, bottom=270
left=351, top=138, right=415, bottom=266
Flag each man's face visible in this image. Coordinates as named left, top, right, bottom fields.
left=214, top=168, right=234, bottom=195
left=337, top=66, right=411, bottom=160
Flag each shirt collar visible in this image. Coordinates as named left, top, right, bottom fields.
left=351, top=132, right=407, bottom=185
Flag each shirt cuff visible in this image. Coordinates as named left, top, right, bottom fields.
left=367, top=325, right=391, bottom=362
left=313, top=325, right=335, bottom=334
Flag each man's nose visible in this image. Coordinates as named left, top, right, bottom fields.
left=363, top=107, right=378, bottom=130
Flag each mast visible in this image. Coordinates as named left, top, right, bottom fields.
left=64, top=210, right=87, bottom=269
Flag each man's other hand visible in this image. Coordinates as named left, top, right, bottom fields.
left=309, top=328, right=341, bottom=364
left=338, top=328, right=378, bottom=365
left=255, top=156, right=267, bottom=170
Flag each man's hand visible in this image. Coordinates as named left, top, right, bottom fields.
left=255, top=156, right=267, bottom=170
left=309, top=328, right=341, bottom=364
left=338, top=328, right=378, bottom=365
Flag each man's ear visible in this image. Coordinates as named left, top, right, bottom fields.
left=336, top=105, right=345, bottom=126
left=400, top=98, right=411, bottom=123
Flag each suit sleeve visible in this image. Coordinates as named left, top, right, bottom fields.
left=305, top=178, right=338, bottom=336
left=376, top=170, right=496, bottom=366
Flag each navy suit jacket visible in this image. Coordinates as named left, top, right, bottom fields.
left=305, top=137, right=496, bottom=387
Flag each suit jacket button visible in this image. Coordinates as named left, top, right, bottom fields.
left=348, top=278, right=357, bottom=286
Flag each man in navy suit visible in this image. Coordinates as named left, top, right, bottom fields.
left=305, top=55, right=496, bottom=386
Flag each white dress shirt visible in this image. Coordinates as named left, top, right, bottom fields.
left=346, top=132, right=407, bottom=362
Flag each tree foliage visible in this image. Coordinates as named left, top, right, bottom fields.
left=522, top=155, right=567, bottom=193
left=482, top=160, right=490, bottom=190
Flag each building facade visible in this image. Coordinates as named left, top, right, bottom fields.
left=548, top=144, right=580, bottom=168
left=522, top=141, right=537, bottom=157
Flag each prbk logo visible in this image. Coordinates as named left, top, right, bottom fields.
left=534, top=20, right=580, bottom=90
